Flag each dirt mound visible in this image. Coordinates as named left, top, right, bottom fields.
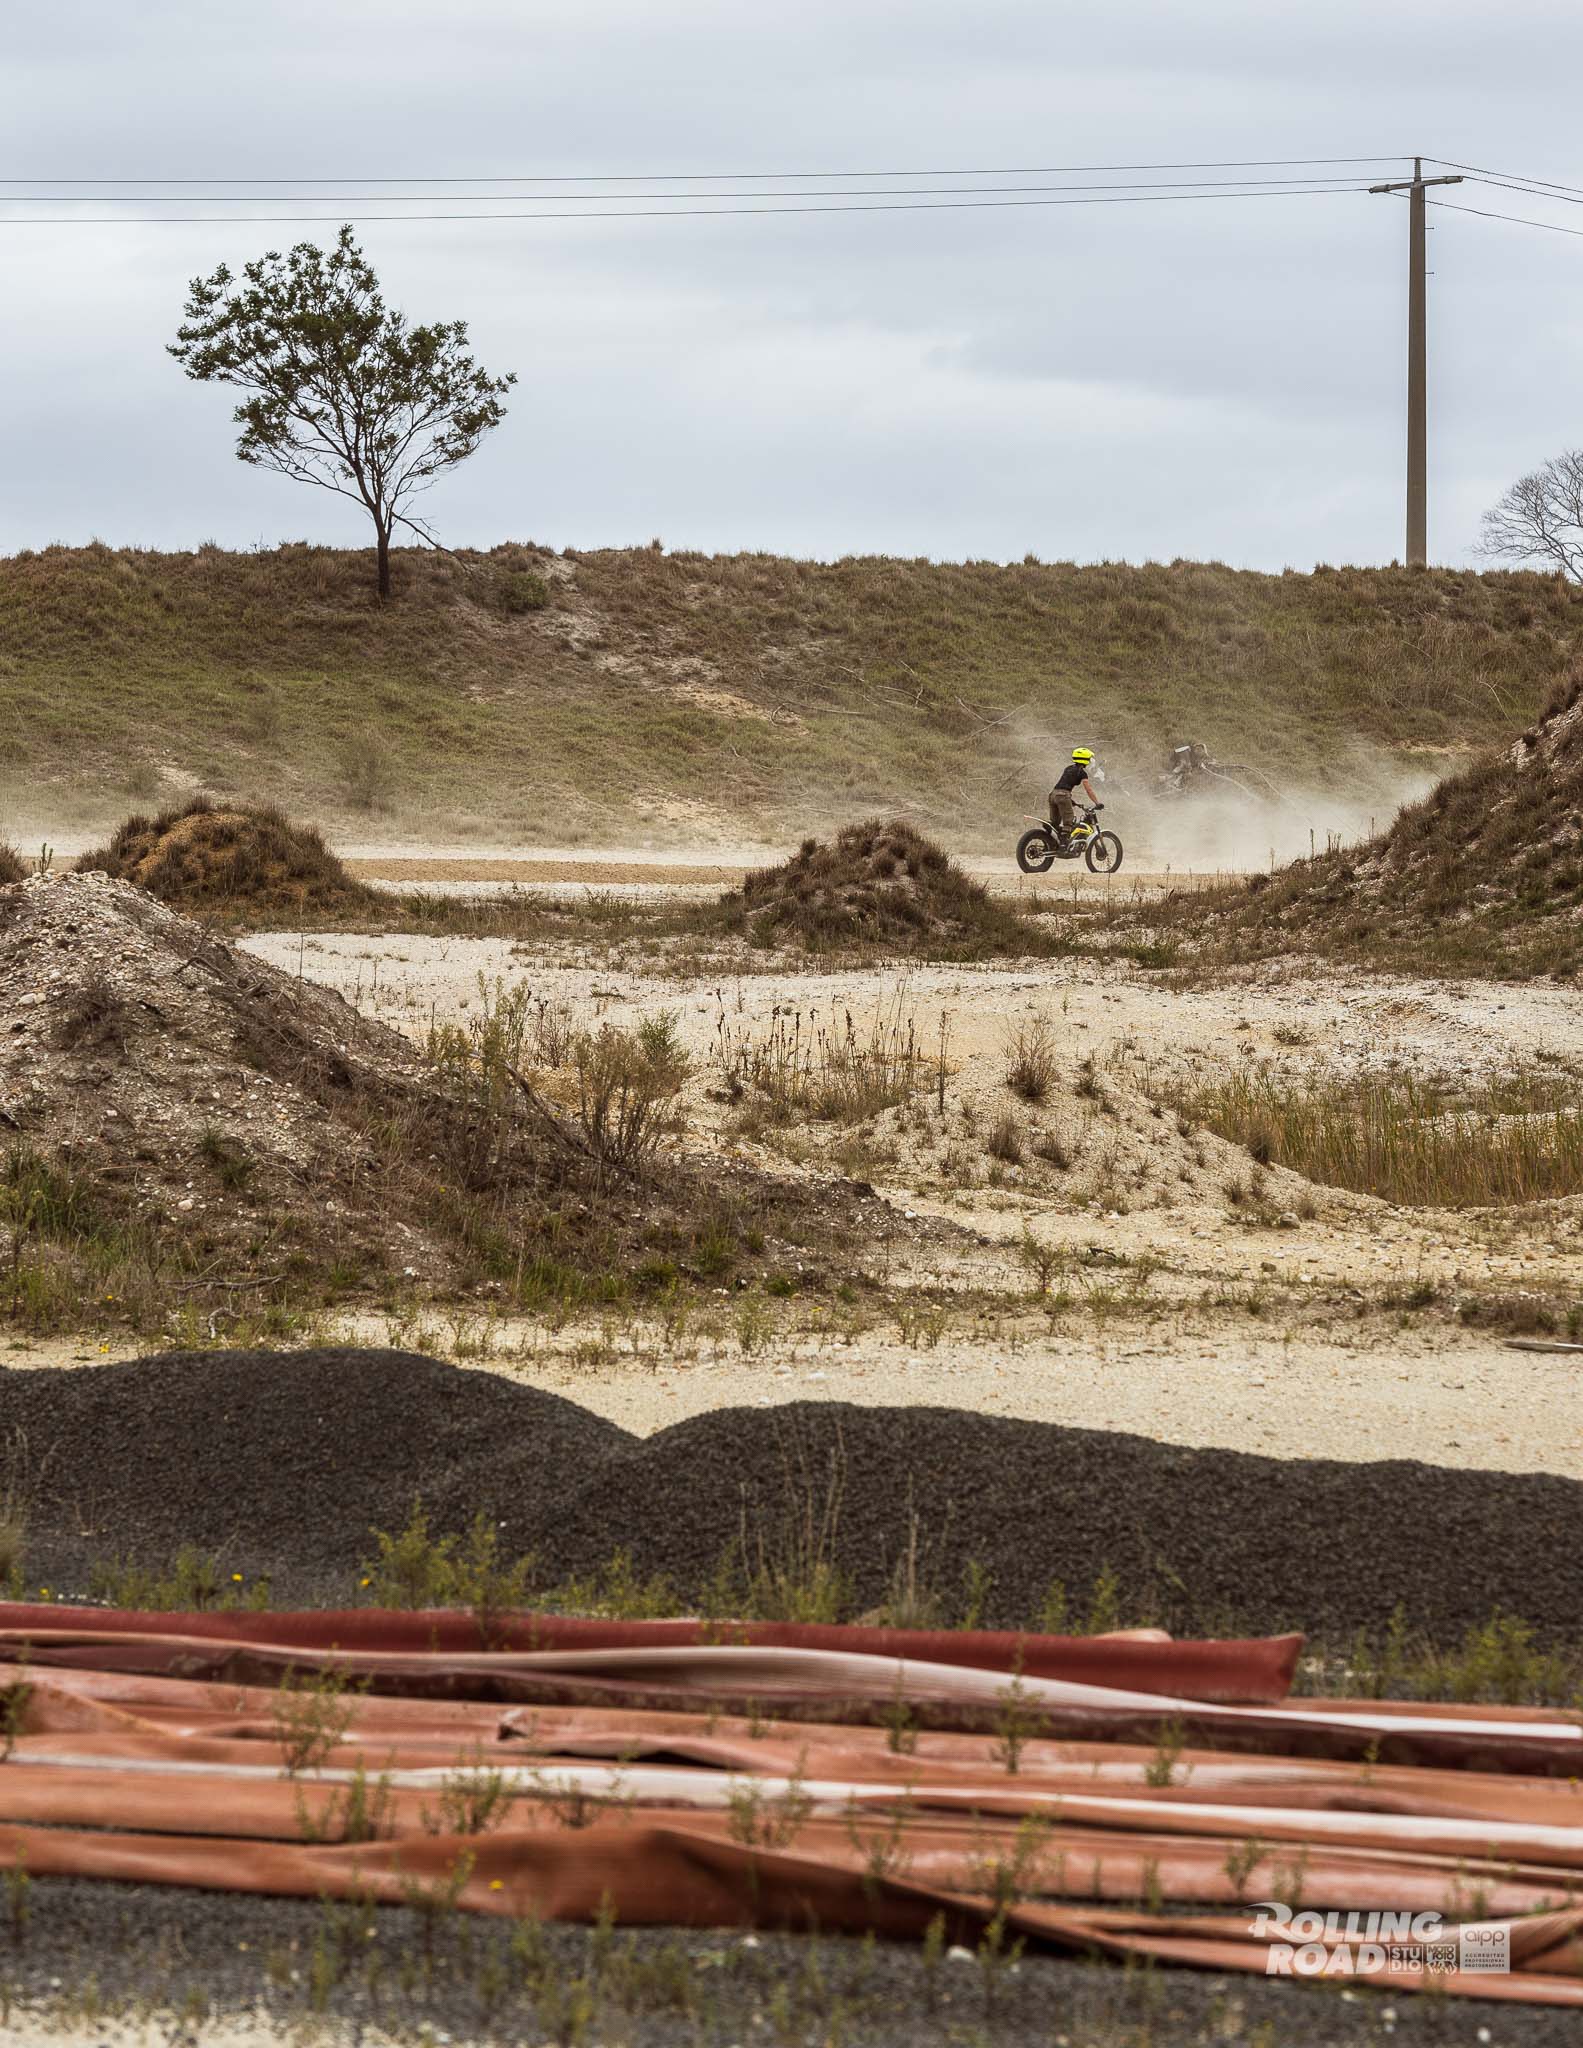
left=0, top=846, right=23, bottom=887
left=8, top=1352, right=1578, bottom=1647
left=3, top=1348, right=631, bottom=1599
left=729, top=819, right=1048, bottom=956
left=0, top=871, right=600, bottom=1327
left=1202, top=664, right=1583, bottom=976
left=78, top=797, right=377, bottom=919
left=0, top=872, right=869, bottom=1336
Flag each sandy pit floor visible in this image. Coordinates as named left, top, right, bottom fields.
left=47, top=908, right=1542, bottom=1485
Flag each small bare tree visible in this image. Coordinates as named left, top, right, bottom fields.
left=1479, top=450, right=1583, bottom=582
left=170, top=226, right=513, bottom=599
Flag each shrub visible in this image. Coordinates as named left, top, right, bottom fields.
left=0, top=846, right=24, bottom=886
left=574, top=1014, right=690, bottom=1179
left=337, top=734, right=395, bottom=812
left=500, top=569, right=551, bottom=614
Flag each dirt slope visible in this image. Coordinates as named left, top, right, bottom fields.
left=2, top=542, right=1577, bottom=845
left=1198, top=663, right=1583, bottom=975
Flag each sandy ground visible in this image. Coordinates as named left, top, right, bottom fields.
left=340, top=846, right=1234, bottom=902
left=13, top=908, right=1576, bottom=1480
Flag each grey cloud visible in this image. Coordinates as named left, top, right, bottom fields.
left=2, top=0, right=1581, bottom=569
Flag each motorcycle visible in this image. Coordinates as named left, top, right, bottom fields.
left=1016, top=804, right=1124, bottom=876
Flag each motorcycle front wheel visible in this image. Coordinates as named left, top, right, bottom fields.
left=1085, top=831, right=1124, bottom=876
left=1016, top=828, right=1057, bottom=874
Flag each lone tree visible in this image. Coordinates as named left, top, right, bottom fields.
left=1480, top=450, right=1583, bottom=583
left=170, top=226, right=513, bottom=599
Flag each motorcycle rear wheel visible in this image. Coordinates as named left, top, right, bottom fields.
left=1016, top=828, right=1057, bottom=874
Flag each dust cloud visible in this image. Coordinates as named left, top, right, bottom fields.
left=1124, top=765, right=1440, bottom=874
left=1004, top=725, right=1443, bottom=875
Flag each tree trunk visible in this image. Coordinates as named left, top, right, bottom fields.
left=375, top=523, right=392, bottom=601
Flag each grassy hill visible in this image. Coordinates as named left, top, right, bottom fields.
left=1, top=541, right=1579, bottom=847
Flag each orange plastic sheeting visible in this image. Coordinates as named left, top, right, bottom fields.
left=4, top=1626, right=1579, bottom=1775
left=0, top=1613, right=1578, bottom=2006
left=0, top=1606, right=1303, bottom=1702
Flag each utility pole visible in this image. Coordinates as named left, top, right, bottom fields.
left=1370, top=158, right=1462, bottom=564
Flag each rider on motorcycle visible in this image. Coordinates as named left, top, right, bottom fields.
left=1048, top=748, right=1102, bottom=843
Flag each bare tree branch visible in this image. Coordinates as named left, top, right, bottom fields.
left=1479, top=450, right=1583, bottom=582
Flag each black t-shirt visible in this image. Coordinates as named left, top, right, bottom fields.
left=1054, top=763, right=1090, bottom=792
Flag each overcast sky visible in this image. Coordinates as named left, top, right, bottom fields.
left=3, top=0, right=1581, bottom=571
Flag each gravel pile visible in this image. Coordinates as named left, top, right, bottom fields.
left=4, top=1348, right=629, bottom=1598
left=5, top=1350, right=1577, bottom=1645
left=524, top=1399, right=1583, bottom=1645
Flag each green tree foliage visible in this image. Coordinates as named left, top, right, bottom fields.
left=170, top=226, right=513, bottom=598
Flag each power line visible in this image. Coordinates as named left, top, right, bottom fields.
left=1429, top=196, right=1583, bottom=240
left=0, top=155, right=1409, bottom=187
left=1464, top=176, right=1583, bottom=210
left=0, top=175, right=1380, bottom=206
left=0, top=186, right=1380, bottom=227
left=1427, top=157, right=1583, bottom=200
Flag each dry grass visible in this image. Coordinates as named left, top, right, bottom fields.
left=5, top=541, right=1579, bottom=842
left=1004, top=1015, right=1060, bottom=1102
left=1152, top=660, right=1583, bottom=980
left=724, top=819, right=1055, bottom=958
left=718, top=1003, right=929, bottom=1125
left=0, top=846, right=23, bottom=887
left=1170, top=1064, right=1583, bottom=1207
left=79, top=797, right=379, bottom=918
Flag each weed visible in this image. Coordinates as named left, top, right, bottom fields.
left=337, top=733, right=396, bottom=812
left=726, top=1762, right=812, bottom=1851
left=718, top=1002, right=924, bottom=1125
left=1005, top=1015, right=1059, bottom=1103
left=1168, top=1063, right=1583, bottom=1207
left=0, top=1435, right=26, bottom=1593
left=271, top=1664, right=359, bottom=1777
left=957, top=1558, right=992, bottom=1633
left=500, top=568, right=551, bottom=613
left=423, top=1748, right=516, bottom=1836
left=1222, top=1836, right=1266, bottom=1902
left=362, top=1501, right=536, bottom=1645
left=1085, top=1563, right=1122, bottom=1636
left=1016, top=1227, right=1064, bottom=1296
left=991, top=1659, right=1043, bottom=1775
left=1144, top=1717, right=1187, bottom=1788
left=986, top=1113, right=1024, bottom=1164
left=296, top=1760, right=395, bottom=1844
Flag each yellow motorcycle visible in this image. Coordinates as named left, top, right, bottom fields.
left=1016, top=803, right=1123, bottom=876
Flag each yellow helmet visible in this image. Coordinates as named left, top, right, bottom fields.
left=1071, top=747, right=1094, bottom=764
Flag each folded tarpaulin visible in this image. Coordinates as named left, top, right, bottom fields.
left=0, top=1610, right=1577, bottom=2006
left=0, top=1606, right=1302, bottom=1703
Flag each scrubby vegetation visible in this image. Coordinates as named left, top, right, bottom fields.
left=1162, top=661, right=1583, bottom=978
left=725, top=819, right=1056, bottom=957
left=3, top=541, right=1578, bottom=842
left=79, top=797, right=380, bottom=918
